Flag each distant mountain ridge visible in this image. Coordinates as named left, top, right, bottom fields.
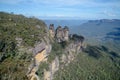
left=87, top=19, right=120, bottom=27
left=44, top=20, right=87, bottom=28
left=88, top=19, right=120, bottom=23
left=71, top=19, right=120, bottom=43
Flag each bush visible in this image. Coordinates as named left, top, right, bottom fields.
left=37, top=62, right=49, bottom=79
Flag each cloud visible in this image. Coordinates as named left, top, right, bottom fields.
left=0, top=0, right=84, bottom=5
left=32, top=0, right=120, bottom=7
left=0, top=0, right=25, bottom=4
left=33, top=0, right=82, bottom=5
left=103, top=10, right=116, bottom=17
left=1, top=0, right=120, bottom=8
left=0, top=0, right=120, bottom=19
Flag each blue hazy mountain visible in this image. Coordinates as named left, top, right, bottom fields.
left=44, top=20, right=87, bottom=29
left=74, top=19, right=120, bottom=42
left=44, top=19, right=120, bottom=43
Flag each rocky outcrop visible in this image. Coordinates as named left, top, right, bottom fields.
left=15, top=37, right=23, bottom=47
left=70, top=34, right=86, bottom=51
left=49, top=24, right=69, bottom=43
left=44, top=53, right=74, bottom=80
left=44, top=57, right=59, bottom=80
left=55, top=26, right=69, bottom=42
left=63, top=26, right=69, bottom=41
left=43, top=35, right=86, bottom=80
left=49, top=24, right=55, bottom=38
left=27, top=24, right=85, bottom=80
left=55, top=26, right=64, bottom=42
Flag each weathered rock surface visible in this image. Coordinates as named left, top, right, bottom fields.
left=27, top=41, right=51, bottom=80
left=43, top=37, right=86, bottom=80
left=63, top=26, right=69, bottom=41
left=49, top=24, right=69, bottom=43
left=55, top=26, right=64, bottom=42
left=49, top=24, right=55, bottom=38
left=44, top=57, right=59, bottom=80
left=27, top=24, right=85, bottom=80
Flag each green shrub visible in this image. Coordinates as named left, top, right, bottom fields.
left=37, top=62, right=49, bottom=79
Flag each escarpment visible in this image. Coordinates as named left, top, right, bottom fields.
left=26, top=23, right=85, bottom=80
left=1, top=12, right=120, bottom=80
left=27, top=23, right=85, bottom=80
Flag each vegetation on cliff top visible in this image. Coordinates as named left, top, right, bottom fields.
left=0, top=12, right=47, bottom=80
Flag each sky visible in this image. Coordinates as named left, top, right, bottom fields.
left=0, top=0, right=120, bottom=20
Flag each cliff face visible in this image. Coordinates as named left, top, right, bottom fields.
left=43, top=39, right=86, bottom=80
left=27, top=37, right=52, bottom=80
left=44, top=56, right=59, bottom=80
left=42, top=30, right=85, bottom=80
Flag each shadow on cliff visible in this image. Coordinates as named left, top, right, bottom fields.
left=84, top=45, right=120, bottom=59
left=105, top=27, right=120, bottom=40
left=84, top=45, right=102, bottom=59
left=98, top=45, right=120, bottom=58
